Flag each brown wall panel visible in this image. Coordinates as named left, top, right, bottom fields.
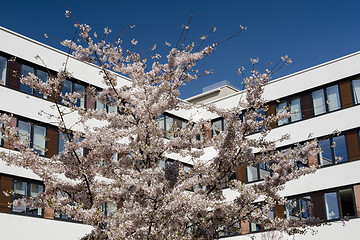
left=0, top=175, right=12, bottom=213
left=339, top=80, right=353, bottom=109
left=44, top=206, right=54, bottom=220
left=241, top=221, right=250, bottom=234
left=301, top=92, right=313, bottom=119
left=86, top=97, right=95, bottom=110
left=308, top=154, right=318, bottom=167
left=346, top=131, right=360, bottom=161
left=353, top=184, right=360, bottom=218
left=47, top=126, right=58, bottom=157
left=311, top=192, right=325, bottom=220
left=274, top=204, right=284, bottom=218
left=266, top=102, right=276, bottom=129
left=7, top=60, right=20, bottom=91
left=237, top=166, right=246, bottom=183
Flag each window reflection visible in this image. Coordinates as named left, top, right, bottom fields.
left=318, top=135, right=348, bottom=166
left=0, top=55, right=7, bottom=85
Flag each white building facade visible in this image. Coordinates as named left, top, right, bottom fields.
left=0, top=26, right=360, bottom=239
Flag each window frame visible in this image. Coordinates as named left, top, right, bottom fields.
left=312, top=84, right=342, bottom=116
left=246, top=162, right=272, bottom=183
left=158, top=113, right=187, bottom=131
left=95, top=91, right=118, bottom=113
left=323, top=187, right=357, bottom=221
left=20, top=63, right=49, bottom=98
left=60, top=79, right=87, bottom=108
left=351, top=79, right=360, bottom=105
left=0, top=55, right=8, bottom=86
left=211, top=117, right=225, bottom=137
left=249, top=206, right=275, bottom=233
left=12, top=178, right=44, bottom=217
left=17, top=119, right=47, bottom=156
left=318, top=134, right=349, bottom=167
left=276, top=97, right=302, bottom=126
left=285, top=195, right=313, bottom=220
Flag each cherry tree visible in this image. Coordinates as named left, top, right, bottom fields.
left=0, top=14, right=321, bottom=240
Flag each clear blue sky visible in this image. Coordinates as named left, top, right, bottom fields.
left=2, top=0, right=360, bottom=99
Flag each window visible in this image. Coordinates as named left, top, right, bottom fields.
left=0, top=55, right=7, bottom=85
left=12, top=179, right=43, bottom=216
left=318, top=135, right=348, bottom=166
left=277, top=97, right=302, bottom=126
left=217, top=222, right=241, bottom=237
left=20, top=64, right=48, bottom=98
left=250, top=207, right=274, bottom=233
left=285, top=196, right=313, bottom=219
left=324, top=188, right=356, bottom=220
left=246, top=162, right=272, bottom=183
left=96, top=92, right=118, bottom=113
left=18, top=120, right=46, bottom=156
left=61, top=79, right=86, bottom=107
left=352, top=79, right=360, bottom=104
left=212, top=118, right=225, bottom=136
left=277, top=101, right=289, bottom=126
left=58, top=132, right=84, bottom=156
left=221, top=172, right=237, bottom=189
left=100, top=202, right=117, bottom=217
left=312, top=85, right=341, bottom=116
left=158, top=114, right=186, bottom=135
left=58, top=132, right=69, bottom=153
left=312, top=89, right=326, bottom=115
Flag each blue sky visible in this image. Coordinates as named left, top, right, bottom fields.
left=2, top=0, right=360, bottom=99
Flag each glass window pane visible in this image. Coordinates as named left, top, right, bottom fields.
left=319, top=139, right=333, bottom=166
left=332, top=135, right=348, bottom=163
left=246, top=165, right=259, bottom=182
left=107, top=97, right=117, bottom=113
left=290, top=98, right=302, bottom=122
left=326, top=85, right=341, bottom=112
left=30, top=184, right=43, bottom=198
left=107, top=202, right=117, bottom=216
left=212, top=119, right=223, bottom=135
left=14, top=181, right=27, bottom=195
left=324, top=192, right=340, bottom=220
left=61, top=79, right=72, bottom=104
left=75, top=137, right=84, bottom=156
left=353, top=80, right=360, bottom=104
left=277, top=101, right=289, bottom=126
left=312, top=89, right=326, bottom=115
left=108, top=105, right=117, bottom=113
left=158, top=115, right=164, bottom=130
left=339, top=188, right=355, bottom=217
left=18, top=120, right=31, bottom=144
left=0, top=56, right=7, bottom=85
left=33, top=125, right=46, bottom=155
left=20, top=65, right=34, bottom=94
left=250, top=222, right=261, bottom=232
left=96, top=100, right=105, bottom=111
left=259, top=162, right=271, bottom=179
left=74, top=83, right=85, bottom=107
left=58, top=133, right=66, bottom=153
left=13, top=181, right=27, bottom=213
left=165, top=115, right=174, bottom=131
left=35, top=70, right=48, bottom=98
left=28, top=186, right=43, bottom=217
left=299, top=196, right=313, bottom=218
left=285, top=199, right=300, bottom=219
